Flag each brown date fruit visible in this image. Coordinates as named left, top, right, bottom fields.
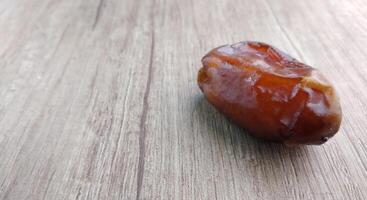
left=198, top=41, right=342, bottom=145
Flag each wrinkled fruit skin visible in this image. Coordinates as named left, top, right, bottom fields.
left=198, top=41, right=342, bottom=145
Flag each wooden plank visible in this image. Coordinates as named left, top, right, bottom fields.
left=0, top=0, right=367, bottom=199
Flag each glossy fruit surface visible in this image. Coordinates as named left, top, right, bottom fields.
left=198, top=41, right=342, bottom=145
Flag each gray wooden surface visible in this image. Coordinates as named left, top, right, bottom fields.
left=1, top=0, right=367, bottom=199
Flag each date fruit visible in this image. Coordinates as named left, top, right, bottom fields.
left=198, top=41, right=342, bottom=145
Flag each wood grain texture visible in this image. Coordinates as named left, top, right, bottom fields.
left=1, top=0, right=367, bottom=199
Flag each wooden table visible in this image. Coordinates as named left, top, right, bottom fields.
left=1, top=0, right=367, bottom=199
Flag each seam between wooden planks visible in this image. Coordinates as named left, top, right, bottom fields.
left=136, top=0, right=156, bottom=199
